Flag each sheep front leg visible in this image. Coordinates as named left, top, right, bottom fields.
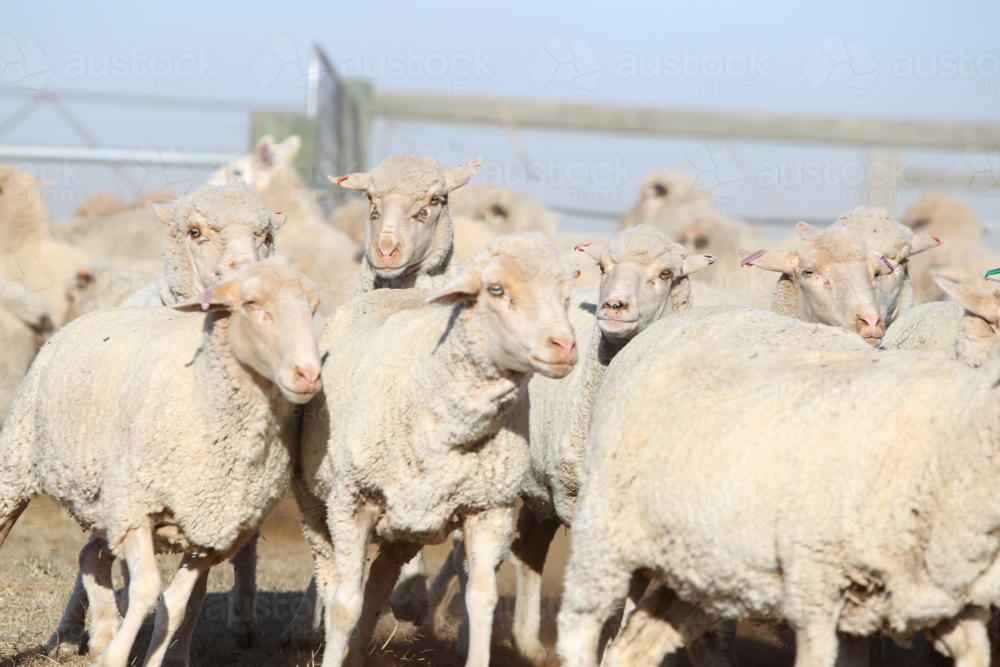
left=791, top=606, right=844, bottom=667
left=344, top=540, right=424, bottom=667
left=461, top=507, right=513, bottom=667
left=142, top=553, right=215, bottom=667
left=227, top=531, right=259, bottom=648
left=319, top=502, right=381, bottom=667
left=510, top=507, right=561, bottom=665
left=92, top=525, right=160, bottom=667
left=161, top=565, right=210, bottom=667
left=927, top=605, right=990, bottom=667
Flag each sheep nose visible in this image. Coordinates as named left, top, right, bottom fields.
left=549, top=337, right=576, bottom=358
left=376, top=233, right=400, bottom=259
left=856, top=314, right=884, bottom=339
left=293, top=364, right=321, bottom=391
left=603, top=299, right=628, bottom=312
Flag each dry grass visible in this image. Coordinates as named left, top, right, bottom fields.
left=0, top=496, right=988, bottom=667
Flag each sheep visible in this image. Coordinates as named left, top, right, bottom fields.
left=74, top=191, right=131, bottom=218
left=620, top=169, right=764, bottom=307
left=557, top=298, right=1000, bottom=667
left=334, top=152, right=482, bottom=293
left=738, top=223, right=891, bottom=345
left=828, top=206, right=939, bottom=327
left=208, top=134, right=361, bottom=319
left=292, top=233, right=578, bottom=667
left=448, top=184, right=560, bottom=258
left=0, top=164, right=92, bottom=328
left=0, top=256, right=322, bottom=667
left=44, top=181, right=286, bottom=658
left=62, top=259, right=162, bottom=321
left=900, top=189, right=999, bottom=303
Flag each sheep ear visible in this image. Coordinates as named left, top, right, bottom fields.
left=444, top=157, right=483, bottom=192
left=739, top=249, right=798, bottom=274
left=796, top=222, right=821, bottom=240
left=151, top=203, right=171, bottom=225
left=173, top=281, right=241, bottom=313
left=255, top=135, right=276, bottom=164
left=279, top=135, right=301, bottom=161
left=271, top=212, right=287, bottom=230
left=575, top=243, right=606, bottom=263
left=909, top=232, right=940, bottom=256
left=427, top=268, right=482, bottom=306
left=680, top=254, right=716, bottom=277
left=330, top=172, right=370, bottom=191
left=937, top=277, right=1000, bottom=325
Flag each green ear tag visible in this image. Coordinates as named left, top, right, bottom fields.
left=984, top=268, right=1000, bottom=279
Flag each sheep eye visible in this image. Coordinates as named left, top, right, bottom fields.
left=598, top=264, right=606, bottom=274
left=243, top=300, right=258, bottom=309
left=660, top=270, right=671, bottom=280
left=430, top=196, right=442, bottom=205
left=488, top=285, right=504, bottom=296
left=189, top=228, right=201, bottom=239
left=803, top=269, right=815, bottom=276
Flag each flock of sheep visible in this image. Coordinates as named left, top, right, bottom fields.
left=1, top=133, right=999, bottom=667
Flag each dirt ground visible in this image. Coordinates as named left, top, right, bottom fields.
left=0, top=496, right=990, bottom=666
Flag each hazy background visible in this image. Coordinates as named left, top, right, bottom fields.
left=2, top=0, right=998, bottom=237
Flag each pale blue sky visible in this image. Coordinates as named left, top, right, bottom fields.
left=3, top=0, right=998, bottom=226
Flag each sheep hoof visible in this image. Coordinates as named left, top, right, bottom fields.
left=46, top=638, right=82, bottom=659
left=513, top=641, right=550, bottom=667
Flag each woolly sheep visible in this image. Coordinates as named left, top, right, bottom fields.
left=47, top=182, right=286, bottom=658
left=0, top=164, right=92, bottom=328
left=0, top=256, right=322, bottom=667
left=829, top=206, right=939, bottom=325
left=0, top=276, right=52, bottom=423
left=208, top=135, right=361, bottom=319
left=449, top=184, right=560, bottom=258
left=334, top=152, right=482, bottom=293
left=51, top=191, right=179, bottom=262
left=901, top=189, right=998, bottom=303
left=556, top=304, right=1000, bottom=667
left=62, top=259, right=162, bottom=320
left=739, top=224, right=891, bottom=345
left=293, top=233, right=577, bottom=667
left=74, top=191, right=130, bottom=218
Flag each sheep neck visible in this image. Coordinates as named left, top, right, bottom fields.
left=3, top=186, right=51, bottom=251
left=428, top=303, right=526, bottom=450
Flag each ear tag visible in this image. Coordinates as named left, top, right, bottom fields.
left=201, top=289, right=213, bottom=311
left=880, top=256, right=896, bottom=274
left=336, top=175, right=349, bottom=185
left=574, top=243, right=593, bottom=252
left=740, top=249, right=767, bottom=267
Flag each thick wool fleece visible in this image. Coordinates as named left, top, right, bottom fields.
left=356, top=154, right=460, bottom=293
left=0, top=304, right=297, bottom=556
left=0, top=165, right=91, bottom=327
left=883, top=296, right=1000, bottom=370
left=561, top=337, right=1000, bottom=664
left=449, top=185, right=559, bottom=240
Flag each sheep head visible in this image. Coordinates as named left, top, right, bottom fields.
left=428, top=232, right=578, bottom=379
left=174, top=256, right=322, bottom=404
left=333, top=154, right=482, bottom=280
left=577, top=225, right=714, bottom=345
left=740, top=225, right=889, bottom=345
left=619, top=168, right=713, bottom=230
left=207, top=135, right=302, bottom=193
left=153, top=181, right=285, bottom=298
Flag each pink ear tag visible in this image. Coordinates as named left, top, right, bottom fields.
left=740, top=249, right=767, bottom=267
left=201, top=289, right=212, bottom=311
left=880, top=256, right=895, bottom=274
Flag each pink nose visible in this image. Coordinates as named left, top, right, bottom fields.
left=856, top=314, right=884, bottom=339
left=376, top=235, right=400, bottom=259
left=549, top=337, right=576, bottom=358
left=293, top=365, right=321, bottom=391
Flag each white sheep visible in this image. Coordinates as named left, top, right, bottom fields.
left=51, top=192, right=178, bottom=263
left=62, top=259, right=162, bottom=320
left=556, top=281, right=1000, bottom=667
left=0, top=256, right=322, bottom=667
left=334, top=153, right=482, bottom=293
left=46, top=181, right=287, bottom=659
left=0, top=163, right=92, bottom=329
left=0, top=276, right=53, bottom=423
left=294, top=233, right=578, bottom=667
left=829, top=206, right=939, bottom=325
left=208, top=135, right=361, bottom=319
left=449, top=184, right=560, bottom=258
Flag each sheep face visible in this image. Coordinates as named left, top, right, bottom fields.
left=180, top=257, right=321, bottom=404
left=153, top=183, right=285, bottom=295
left=619, top=169, right=712, bottom=230
left=207, top=135, right=301, bottom=192
left=429, top=234, right=578, bottom=379
left=578, top=226, right=714, bottom=344
left=335, top=154, right=482, bottom=280
left=741, top=227, right=889, bottom=345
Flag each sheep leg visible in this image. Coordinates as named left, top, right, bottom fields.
left=927, top=605, right=990, bottom=667
left=47, top=535, right=115, bottom=658
left=0, top=497, right=28, bottom=548
left=161, top=565, right=210, bottom=667
left=791, top=606, right=844, bottom=667
left=319, top=502, right=380, bottom=667
left=281, top=482, right=334, bottom=649
left=426, top=531, right=462, bottom=637
left=461, top=507, right=513, bottom=667
left=387, top=549, right=430, bottom=624
left=604, top=586, right=716, bottom=667
left=510, top=507, right=561, bottom=665
left=141, top=553, right=214, bottom=667
left=344, top=540, right=424, bottom=667
left=92, top=525, right=160, bottom=667
left=226, top=531, right=259, bottom=648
